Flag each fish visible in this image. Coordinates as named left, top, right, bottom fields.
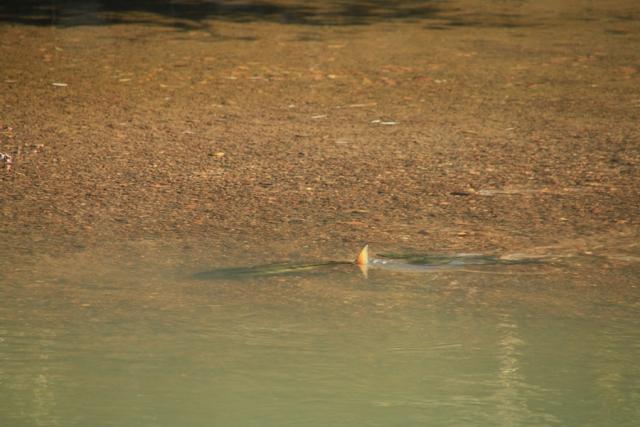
left=354, top=244, right=540, bottom=277
left=192, top=260, right=351, bottom=280
left=193, top=245, right=542, bottom=280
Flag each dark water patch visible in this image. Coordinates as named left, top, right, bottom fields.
left=605, top=28, right=633, bottom=35
left=431, top=13, right=539, bottom=29
left=193, top=260, right=353, bottom=280
left=376, top=251, right=543, bottom=266
left=0, top=0, right=443, bottom=28
left=0, top=0, right=548, bottom=31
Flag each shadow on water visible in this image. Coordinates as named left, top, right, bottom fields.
left=424, top=11, right=539, bottom=30
left=0, top=0, right=444, bottom=28
left=193, top=252, right=545, bottom=280
left=0, top=0, right=543, bottom=30
left=193, top=260, right=354, bottom=280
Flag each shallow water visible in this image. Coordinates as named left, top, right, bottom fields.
left=1, top=240, right=639, bottom=426
left=2, top=0, right=639, bottom=424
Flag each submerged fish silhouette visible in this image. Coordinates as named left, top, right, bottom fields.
left=192, top=260, right=351, bottom=279
left=193, top=245, right=541, bottom=280
left=354, top=244, right=540, bottom=277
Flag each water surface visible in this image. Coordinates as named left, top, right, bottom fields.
left=1, top=239, right=639, bottom=426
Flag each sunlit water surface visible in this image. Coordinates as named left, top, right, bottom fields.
left=2, top=0, right=640, bottom=424
left=1, top=239, right=639, bottom=426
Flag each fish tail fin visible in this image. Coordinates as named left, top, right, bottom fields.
left=356, top=244, right=369, bottom=265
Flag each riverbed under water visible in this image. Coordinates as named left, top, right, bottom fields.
left=1, top=238, right=639, bottom=426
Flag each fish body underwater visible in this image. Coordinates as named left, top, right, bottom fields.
left=193, top=245, right=542, bottom=280
left=192, top=261, right=351, bottom=280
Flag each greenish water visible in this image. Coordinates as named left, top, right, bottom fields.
left=1, top=241, right=639, bottom=426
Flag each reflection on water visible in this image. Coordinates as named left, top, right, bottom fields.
left=0, top=0, right=576, bottom=29
left=0, top=0, right=445, bottom=28
left=1, top=239, right=639, bottom=426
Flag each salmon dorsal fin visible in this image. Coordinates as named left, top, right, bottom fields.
left=356, top=245, right=369, bottom=265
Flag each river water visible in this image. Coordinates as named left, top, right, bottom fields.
left=1, top=0, right=639, bottom=425
left=1, top=239, right=639, bottom=426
